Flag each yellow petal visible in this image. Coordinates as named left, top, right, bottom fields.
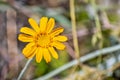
left=53, top=36, right=68, bottom=42
left=39, top=17, right=48, bottom=32
left=50, top=27, right=64, bottom=37
left=20, top=27, right=36, bottom=36
left=36, top=47, right=43, bottom=63
left=46, top=18, right=55, bottom=33
left=43, top=48, right=51, bottom=63
left=28, top=18, right=40, bottom=32
left=18, top=34, right=33, bottom=42
left=27, top=51, right=36, bottom=59
left=22, top=42, right=36, bottom=58
left=53, top=41, right=66, bottom=50
left=48, top=47, right=58, bottom=59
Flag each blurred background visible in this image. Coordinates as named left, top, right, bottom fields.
left=0, top=0, right=120, bottom=80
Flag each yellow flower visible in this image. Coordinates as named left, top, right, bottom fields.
left=18, top=17, right=68, bottom=63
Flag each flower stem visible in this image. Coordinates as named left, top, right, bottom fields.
left=70, top=0, right=80, bottom=59
left=17, top=58, right=33, bottom=80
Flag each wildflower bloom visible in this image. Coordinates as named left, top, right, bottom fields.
left=18, top=17, right=67, bottom=63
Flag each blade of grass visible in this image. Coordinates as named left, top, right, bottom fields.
left=35, top=44, right=120, bottom=80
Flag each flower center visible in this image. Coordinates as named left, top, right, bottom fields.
left=36, top=34, right=51, bottom=47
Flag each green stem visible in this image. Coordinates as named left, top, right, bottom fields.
left=17, top=58, right=33, bottom=80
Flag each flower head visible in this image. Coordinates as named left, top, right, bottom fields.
left=18, top=17, right=67, bottom=63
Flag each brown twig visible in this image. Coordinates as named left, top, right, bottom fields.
left=6, top=9, right=19, bottom=78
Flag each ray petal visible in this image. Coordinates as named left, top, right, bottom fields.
left=48, top=47, right=58, bottom=59
left=22, top=42, right=36, bottom=58
left=50, top=27, right=64, bottom=37
left=28, top=18, right=40, bottom=32
left=46, top=18, right=55, bottom=33
left=43, top=48, right=51, bottom=63
left=18, top=34, right=33, bottom=42
left=52, top=41, right=66, bottom=50
left=36, top=47, right=43, bottom=63
left=20, top=27, right=36, bottom=36
left=53, top=36, right=68, bottom=42
left=39, top=17, right=48, bottom=32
